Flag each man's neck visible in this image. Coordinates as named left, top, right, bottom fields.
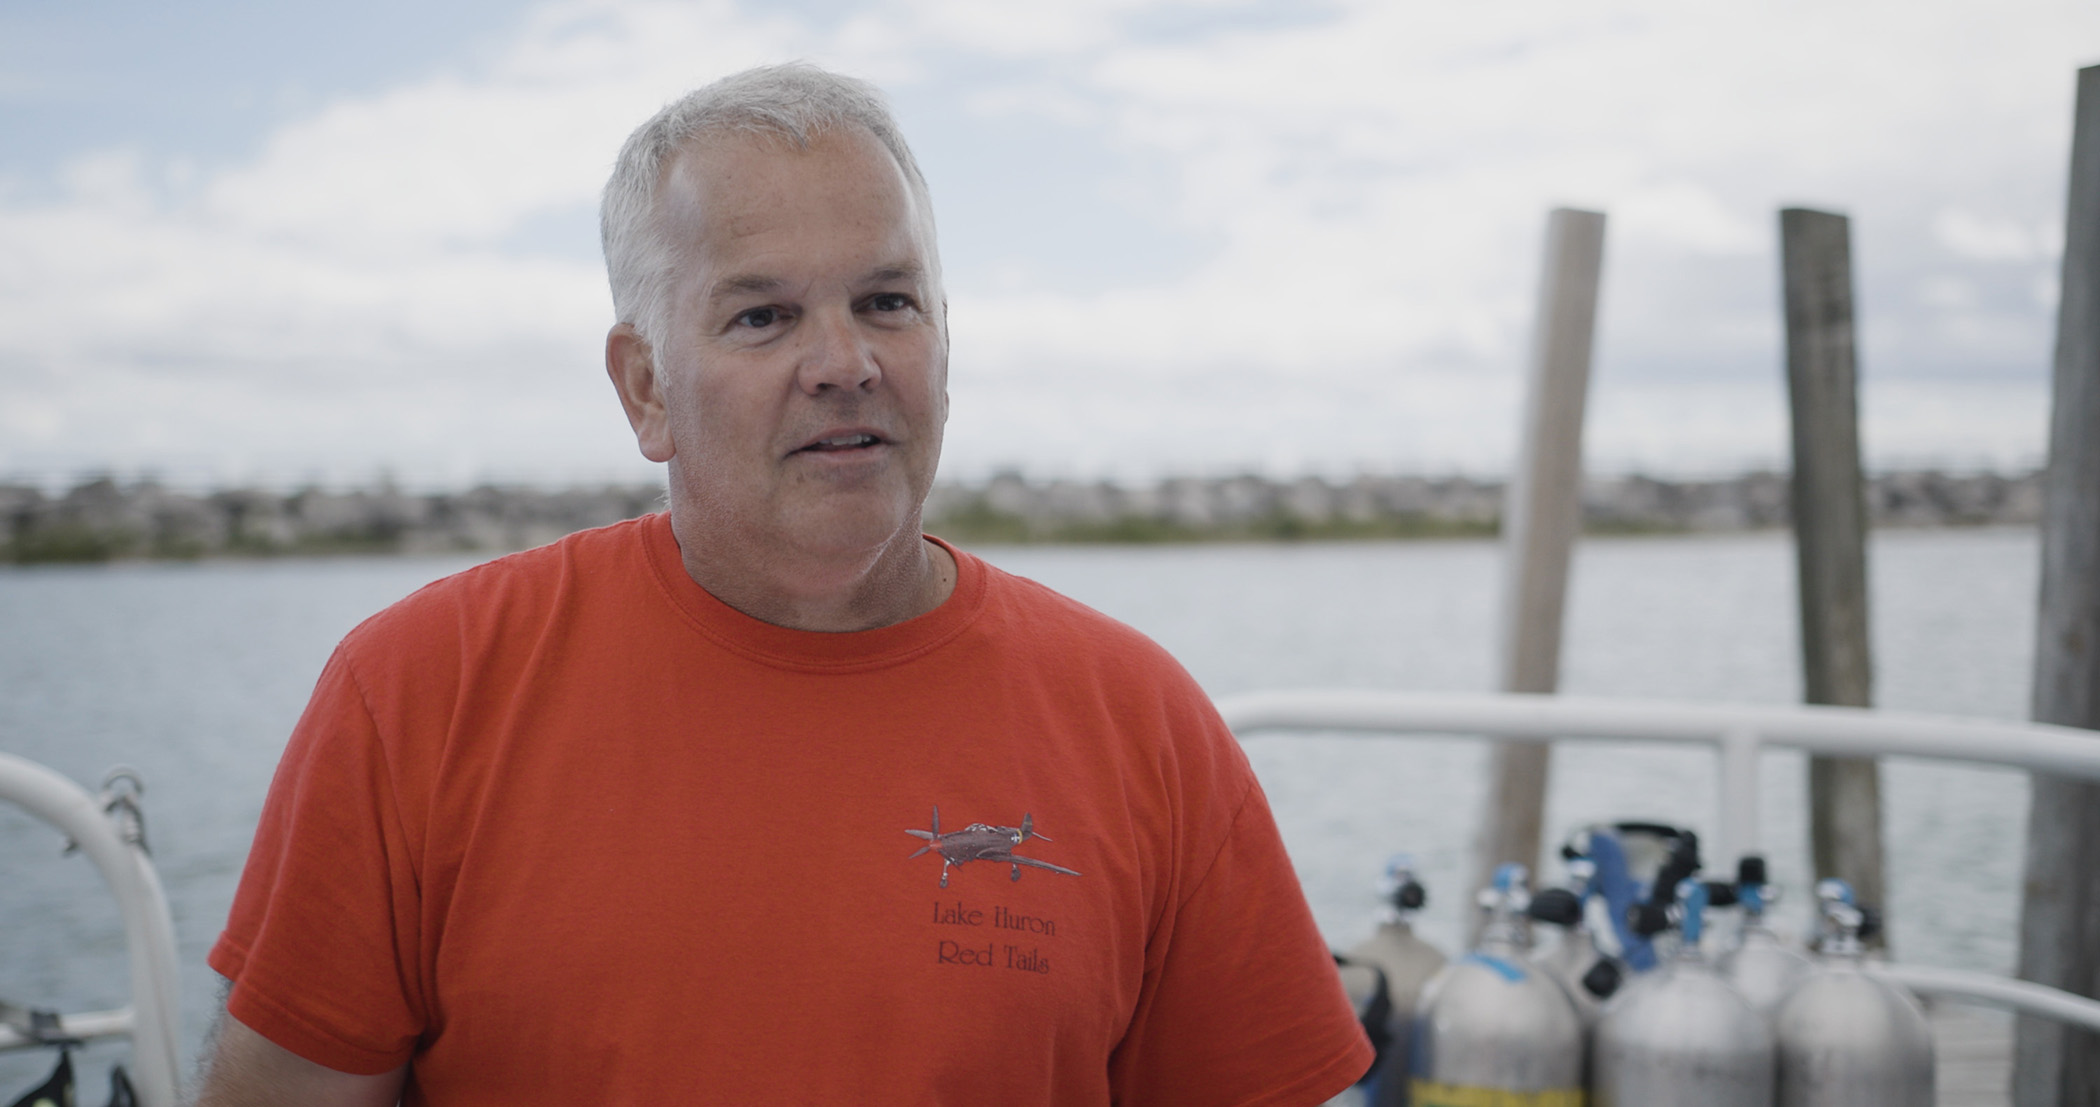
left=667, top=513, right=956, bottom=632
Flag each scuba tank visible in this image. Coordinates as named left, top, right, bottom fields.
left=1409, top=864, right=1584, bottom=1107
left=1526, top=882, right=1615, bottom=1025
left=1522, top=854, right=1624, bottom=1099
left=1344, top=855, right=1449, bottom=1107
left=1773, top=879, right=1934, bottom=1105
left=1592, top=843, right=1774, bottom=1106
left=1716, top=854, right=1813, bottom=1022
left=1527, top=835, right=1636, bottom=1026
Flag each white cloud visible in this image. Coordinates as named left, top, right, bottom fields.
left=199, top=0, right=807, bottom=252
left=1933, top=208, right=2052, bottom=263
left=1618, top=183, right=1763, bottom=257
left=1, top=0, right=2093, bottom=487
left=944, top=0, right=2088, bottom=472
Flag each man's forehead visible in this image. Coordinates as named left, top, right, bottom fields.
left=655, top=124, right=939, bottom=285
left=660, top=124, right=916, bottom=221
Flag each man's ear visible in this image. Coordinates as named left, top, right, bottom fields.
left=607, top=323, right=675, bottom=462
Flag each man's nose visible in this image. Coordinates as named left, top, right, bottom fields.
left=796, top=306, right=882, bottom=394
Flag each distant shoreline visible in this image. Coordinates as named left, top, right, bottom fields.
left=0, top=469, right=2042, bottom=564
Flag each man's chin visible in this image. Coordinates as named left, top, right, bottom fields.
left=770, top=495, right=923, bottom=558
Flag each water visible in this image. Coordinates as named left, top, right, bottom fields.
left=0, top=528, right=2040, bottom=1090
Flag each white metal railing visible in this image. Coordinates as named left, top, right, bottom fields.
left=1869, top=963, right=2100, bottom=1034
left=0, top=754, right=182, bottom=1107
left=1216, top=688, right=2100, bottom=1032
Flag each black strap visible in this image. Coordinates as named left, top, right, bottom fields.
left=1332, top=952, right=1394, bottom=1084
left=5, top=1047, right=73, bottom=1107
left=105, top=1065, right=137, bottom=1107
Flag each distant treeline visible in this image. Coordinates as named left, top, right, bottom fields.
left=0, top=469, right=2043, bottom=564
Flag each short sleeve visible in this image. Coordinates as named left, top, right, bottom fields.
left=1108, top=777, right=1374, bottom=1105
left=207, top=645, right=427, bottom=1075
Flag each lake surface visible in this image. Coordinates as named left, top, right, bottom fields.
left=0, top=527, right=2044, bottom=1090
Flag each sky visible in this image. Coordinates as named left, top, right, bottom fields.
left=1, top=0, right=2094, bottom=491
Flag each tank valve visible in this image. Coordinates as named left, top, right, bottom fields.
left=1813, top=879, right=1870, bottom=956
left=1581, top=956, right=1625, bottom=999
left=1526, top=887, right=1585, bottom=928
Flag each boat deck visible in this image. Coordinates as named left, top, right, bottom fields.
left=1931, top=1001, right=2013, bottom=1106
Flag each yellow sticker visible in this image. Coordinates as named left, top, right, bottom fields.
left=1409, top=1080, right=1585, bottom=1107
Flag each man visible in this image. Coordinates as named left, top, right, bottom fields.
left=199, top=64, right=1371, bottom=1104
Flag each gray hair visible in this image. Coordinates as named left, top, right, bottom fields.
left=601, top=63, right=937, bottom=351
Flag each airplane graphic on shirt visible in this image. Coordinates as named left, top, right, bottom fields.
left=906, top=806, right=1082, bottom=888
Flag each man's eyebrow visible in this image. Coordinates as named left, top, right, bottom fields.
left=864, top=263, right=925, bottom=284
left=708, top=274, right=783, bottom=302
left=706, top=264, right=923, bottom=302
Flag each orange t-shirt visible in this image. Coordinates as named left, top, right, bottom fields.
left=209, top=514, right=1371, bottom=1104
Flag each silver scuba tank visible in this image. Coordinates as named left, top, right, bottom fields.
left=1525, top=855, right=1626, bottom=1028
left=1773, top=880, right=1934, bottom=1105
left=1716, top=855, right=1813, bottom=1023
left=1522, top=855, right=1632, bottom=1100
left=1409, top=864, right=1585, bottom=1106
left=1593, top=876, right=1775, bottom=1106
left=1345, top=856, right=1449, bottom=1107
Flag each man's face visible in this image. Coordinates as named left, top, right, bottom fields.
left=623, top=125, right=948, bottom=563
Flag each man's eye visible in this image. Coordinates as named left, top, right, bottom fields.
left=868, top=293, right=913, bottom=312
left=734, top=307, right=781, bottom=328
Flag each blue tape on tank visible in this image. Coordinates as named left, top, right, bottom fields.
left=1459, top=952, right=1527, bottom=983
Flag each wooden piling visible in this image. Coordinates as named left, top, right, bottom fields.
left=1472, top=208, right=1607, bottom=920
left=2014, top=62, right=2100, bottom=1107
left=1778, top=207, right=1889, bottom=933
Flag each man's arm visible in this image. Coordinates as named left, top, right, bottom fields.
left=195, top=1011, right=407, bottom=1107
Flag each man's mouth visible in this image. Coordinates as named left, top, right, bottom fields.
left=798, top=433, right=882, bottom=453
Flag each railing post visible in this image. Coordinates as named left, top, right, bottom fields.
left=1717, top=726, right=1762, bottom=871
left=1472, top=208, right=1607, bottom=931
left=2015, top=61, right=2100, bottom=1107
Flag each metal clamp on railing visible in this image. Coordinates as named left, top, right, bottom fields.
left=0, top=1000, right=137, bottom=1052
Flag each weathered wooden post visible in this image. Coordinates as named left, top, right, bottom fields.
left=1778, top=206, right=1889, bottom=936
left=1471, top=207, right=1607, bottom=923
left=2014, top=61, right=2100, bottom=1107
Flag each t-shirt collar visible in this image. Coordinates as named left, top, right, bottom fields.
left=640, top=511, right=987, bottom=673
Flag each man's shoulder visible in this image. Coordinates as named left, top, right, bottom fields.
left=341, top=514, right=655, bottom=658
left=971, top=557, right=1148, bottom=642
left=960, top=551, right=1201, bottom=687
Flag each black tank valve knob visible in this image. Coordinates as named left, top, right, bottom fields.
left=1582, top=957, right=1624, bottom=999
left=1627, top=902, right=1671, bottom=938
left=1526, top=887, right=1584, bottom=927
